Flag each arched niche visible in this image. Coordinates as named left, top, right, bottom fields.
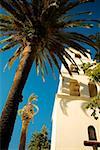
left=88, top=125, right=97, bottom=141
left=75, top=53, right=81, bottom=58
left=70, top=64, right=79, bottom=74
left=69, top=79, right=80, bottom=96
left=88, top=81, right=97, bottom=97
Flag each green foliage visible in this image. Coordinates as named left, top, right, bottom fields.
left=85, top=95, right=100, bottom=120
left=85, top=63, right=100, bottom=82
left=0, top=0, right=99, bottom=79
left=81, top=62, right=100, bottom=119
left=28, top=125, right=50, bottom=150
left=80, top=62, right=92, bottom=73
left=18, top=93, right=39, bottom=118
left=28, top=93, right=38, bottom=103
left=80, top=62, right=100, bottom=82
left=41, top=125, right=48, bottom=136
left=18, top=109, right=23, bottom=116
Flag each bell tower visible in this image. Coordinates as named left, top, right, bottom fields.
left=51, top=48, right=100, bottom=150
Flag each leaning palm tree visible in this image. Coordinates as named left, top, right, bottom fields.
left=0, top=0, right=99, bottom=149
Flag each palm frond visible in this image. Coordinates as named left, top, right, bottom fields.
left=64, top=19, right=95, bottom=28
left=61, top=1, right=81, bottom=14
left=0, top=1, right=24, bottom=22
left=60, top=0, right=94, bottom=14
left=65, top=11, right=93, bottom=19
left=58, top=11, right=93, bottom=23
left=0, top=0, right=99, bottom=79
left=54, top=32, right=90, bottom=56
left=40, top=50, right=48, bottom=75
left=0, top=14, right=13, bottom=24
left=64, top=40, right=89, bottom=58
left=0, top=33, right=15, bottom=37
left=35, top=56, right=39, bottom=75
left=0, top=26, right=15, bottom=32
left=45, top=49, right=55, bottom=74
left=47, top=45, right=61, bottom=74
left=0, top=41, right=18, bottom=52
left=62, top=49, right=79, bottom=66
left=9, top=0, right=22, bottom=13
left=60, top=32, right=98, bottom=51
left=8, top=46, right=22, bottom=68
left=70, top=32, right=99, bottom=50
left=28, top=93, right=38, bottom=103
left=37, top=56, right=45, bottom=81
left=48, top=36, right=78, bottom=65
left=16, top=0, right=34, bottom=24
left=18, top=109, right=23, bottom=116
left=0, top=36, right=14, bottom=44
left=34, top=49, right=48, bottom=81
left=54, top=49, right=72, bottom=75
left=38, top=57, right=45, bottom=78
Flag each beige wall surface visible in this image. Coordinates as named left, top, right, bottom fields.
left=51, top=98, right=100, bottom=150
left=51, top=49, right=100, bottom=150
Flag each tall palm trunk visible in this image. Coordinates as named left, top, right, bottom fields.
left=0, top=44, right=34, bottom=149
left=19, top=123, right=28, bottom=150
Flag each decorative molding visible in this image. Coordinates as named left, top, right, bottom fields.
left=57, top=93, right=91, bottom=102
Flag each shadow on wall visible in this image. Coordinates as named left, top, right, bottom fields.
left=80, top=82, right=89, bottom=97
left=60, top=77, right=98, bottom=116
left=61, top=76, right=90, bottom=96
left=60, top=99, right=69, bottom=115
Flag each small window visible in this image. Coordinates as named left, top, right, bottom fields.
left=70, top=64, right=79, bottom=73
left=69, top=79, right=80, bottom=96
left=75, top=53, right=81, bottom=58
left=88, top=126, right=97, bottom=140
left=88, top=81, right=97, bottom=97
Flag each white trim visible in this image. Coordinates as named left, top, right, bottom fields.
left=57, top=93, right=91, bottom=101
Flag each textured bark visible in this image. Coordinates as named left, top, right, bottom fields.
left=19, top=124, right=28, bottom=150
left=0, top=44, right=34, bottom=150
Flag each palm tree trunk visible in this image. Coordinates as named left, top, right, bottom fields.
left=19, top=124, right=28, bottom=150
left=0, top=44, right=34, bottom=149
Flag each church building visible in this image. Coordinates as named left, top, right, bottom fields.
left=51, top=48, right=100, bottom=150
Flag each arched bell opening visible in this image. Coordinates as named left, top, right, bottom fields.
left=88, top=81, right=97, bottom=97
left=69, top=79, right=80, bottom=96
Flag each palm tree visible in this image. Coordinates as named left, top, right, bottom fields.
left=18, top=93, right=39, bottom=150
left=89, top=32, right=100, bottom=62
left=0, top=0, right=99, bottom=149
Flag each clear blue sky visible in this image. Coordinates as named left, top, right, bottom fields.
left=0, top=1, right=100, bottom=149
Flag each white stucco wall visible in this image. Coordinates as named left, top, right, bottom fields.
left=51, top=99, right=100, bottom=150
left=51, top=49, right=100, bottom=150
